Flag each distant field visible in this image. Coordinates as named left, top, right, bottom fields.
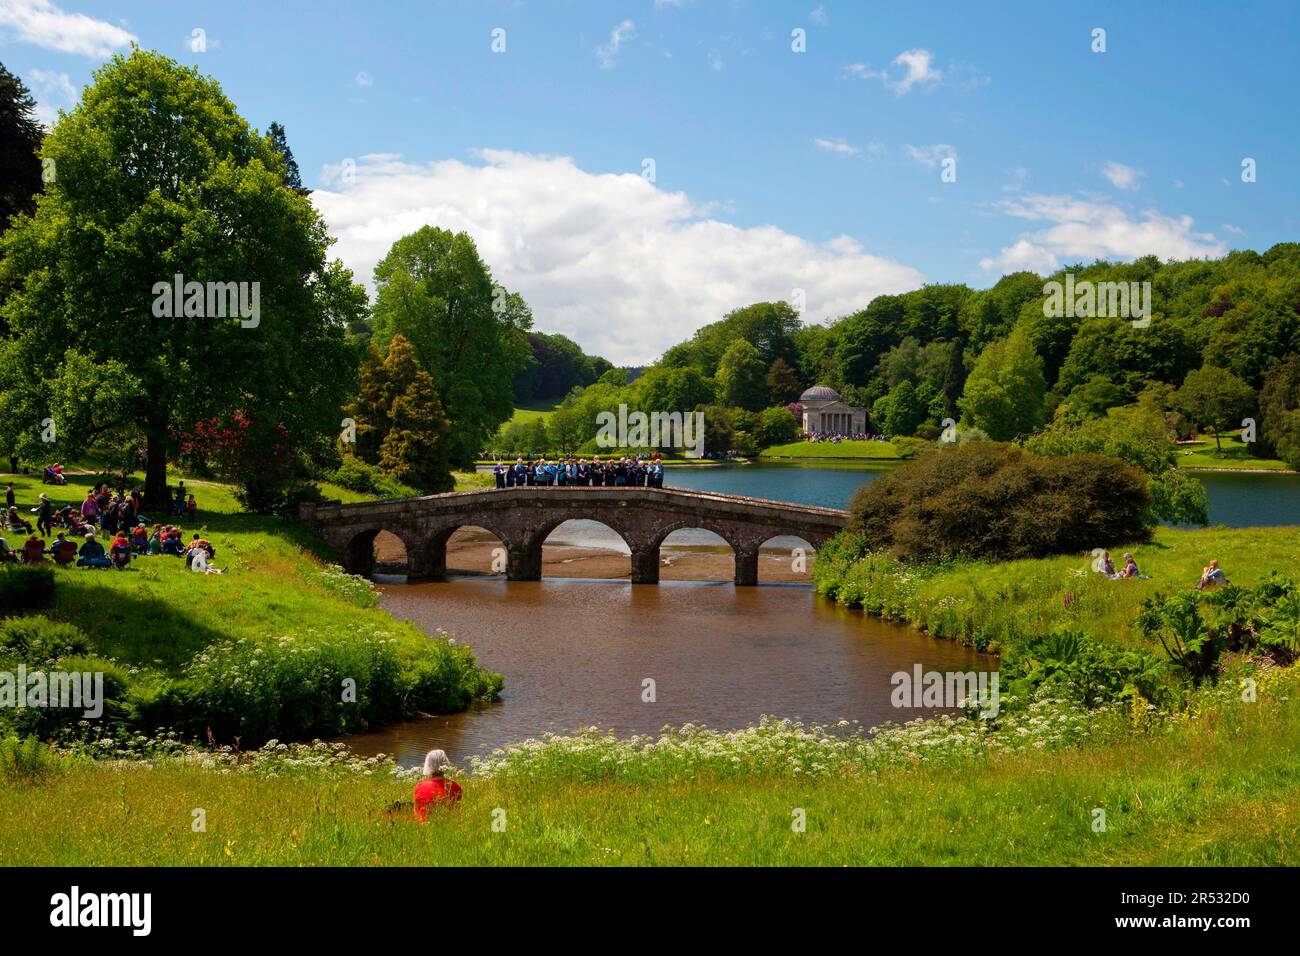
left=1174, top=438, right=1291, bottom=471
left=506, top=399, right=560, bottom=427
left=760, top=440, right=901, bottom=460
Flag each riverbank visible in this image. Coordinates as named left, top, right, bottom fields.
left=812, top=524, right=1300, bottom=655
left=0, top=470, right=503, bottom=744
left=3, top=666, right=1295, bottom=865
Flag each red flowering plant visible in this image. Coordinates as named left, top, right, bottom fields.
left=179, top=411, right=293, bottom=512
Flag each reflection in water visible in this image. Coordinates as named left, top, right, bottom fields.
left=343, top=576, right=984, bottom=767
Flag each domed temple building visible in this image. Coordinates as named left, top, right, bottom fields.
left=797, top=386, right=867, bottom=436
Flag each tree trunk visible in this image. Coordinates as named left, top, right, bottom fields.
left=144, top=420, right=169, bottom=510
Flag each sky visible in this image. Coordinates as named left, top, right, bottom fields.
left=2, top=0, right=1298, bottom=364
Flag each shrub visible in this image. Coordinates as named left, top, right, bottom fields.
left=330, top=457, right=420, bottom=500
left=0, top=565, right=56, bottom=615
left=0, top=616, right=90, bottom=663
left=848, top=441, right=1151, bottom=562
left=177, top=627, right=502, bottom=744
left=0, top=735, right=57, bottom=781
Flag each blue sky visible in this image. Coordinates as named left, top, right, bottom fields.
left=2, top=0, right=1298, bottom=363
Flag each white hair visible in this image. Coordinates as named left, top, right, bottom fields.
left=422, top=749, right=451, bottom=776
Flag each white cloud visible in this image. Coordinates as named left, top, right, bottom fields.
left=810, top=5, right=828, bottom=26
left=904, top=143, right=958, bottom=170
left=1101, top=161, right=1143, bottom=191
left=845, top=48, right=942, bottom=95
left=707, top=51, right=723, bottom=71
left=0, top=0, right=135, bottom=57
left=1222, top=223, right=1244, bottom=236
left=595, top=20, right=634, bottom=70
left=26, top=67, right=76, bottom=125
left=313, top=151, right=924, bottom=364
left=979, top=193, right=1227, bottom=274
left=355, top=71, right=373, bottom=88
left=814, top=137, right=859, bottom=156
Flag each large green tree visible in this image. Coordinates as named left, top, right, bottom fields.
left=1175, top=365, right=1256, bottom=455
left=369, top=226, right=531, bottom=466
left=1259, top=354, right=1300, bottom=467
left=0, top=50, right=358, bottom=507
left=958, top=328, right=1048, bottom=440
left=0, top=63, right=43, bottom=234
left=717, top=338, right=767, bottom=411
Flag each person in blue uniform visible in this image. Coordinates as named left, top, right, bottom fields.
left=493, top=463, right=506, bottom=489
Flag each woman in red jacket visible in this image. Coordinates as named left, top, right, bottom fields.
left=413, top=749, right=462, bottom=821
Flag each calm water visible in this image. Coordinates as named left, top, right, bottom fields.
left=351, top=461, right=1298, bottom=766
left=663, top=460, right=1300, bottom=527
left=346, top=577, right=983, bottom=765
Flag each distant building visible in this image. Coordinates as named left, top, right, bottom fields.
left=798, top=385, right=866, bottom=435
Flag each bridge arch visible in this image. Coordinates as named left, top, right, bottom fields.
left=425, top=520, right=513, bottom=578
left=341, top=526, right=421, bottom=578
left=754, top=533, right=819, bottom=584
left=525, top=515, right=635, bottom=581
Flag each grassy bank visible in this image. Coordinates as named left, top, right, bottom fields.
left=760, top=440, right=901, bottom=460
left=1174, top=440, right=1292, bottom=471
left=813, top=525, right=1299, bottom=655
left=1, top=469, right=502, bottom=743
left=2, top=667, right=1295, bottom=865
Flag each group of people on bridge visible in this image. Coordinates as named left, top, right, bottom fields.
left=491, top=455, right=667, bottom=489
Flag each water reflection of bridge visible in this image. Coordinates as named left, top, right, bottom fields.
left=301, top=487, right=848, bottom=585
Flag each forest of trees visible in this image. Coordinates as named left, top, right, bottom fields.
left=496, top=251, right=1300, bottom=475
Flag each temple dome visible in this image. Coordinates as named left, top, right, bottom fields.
left=799, top=385, right=840, bottom=403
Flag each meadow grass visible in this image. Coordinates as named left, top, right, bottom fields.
left=504, top=399, right=559, bottom=428
left=760, top=440, right=902, bottom=460
left=814, top=525, right=1300, bottom=654
left=1, top=675, right=1295, bottom=866
left=1175, top=441, right=1291, bottom=471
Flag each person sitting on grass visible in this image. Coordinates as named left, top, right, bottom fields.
left=0, top=536, right=15, bottom=562
left=49, top=532, right=78, bottom=567
left=1196, top=559, right=1229, bottom=590
left=109, top=531, right=132, bottom=570
left=161, top=527, right=186, bottom=557
left=129, top=522, right=149, bottom=554
left=6, top=507, right=33, bottom=535
left=413, top=749, right=462, bottom=821
left=147, top=525, right=163, bottom=555
left=20, top=533, right=47, bottom=564
left=185, top=534, right=216, bottom=569
left=1116, top=552, right=1141, bottom=579
left=76, top=532, right=112, bottom=569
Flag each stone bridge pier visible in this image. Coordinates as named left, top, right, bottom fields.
left=302, top=486, right=847, bottom=587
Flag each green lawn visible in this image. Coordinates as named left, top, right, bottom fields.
left=505, top=398, right=560, bottom=427
left=760, top=439, right=902, bottom=460
left=3, top=668, right=1295, bottom=865
left=813, top=524, right=1300, bottom=655
left=1174, top=437, right=1291, bottom=471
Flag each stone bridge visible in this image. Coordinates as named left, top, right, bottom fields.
left=300, top=487, right=848, bottom=585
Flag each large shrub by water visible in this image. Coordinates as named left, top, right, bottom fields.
left=848, top=441, right=1151, bottom=561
